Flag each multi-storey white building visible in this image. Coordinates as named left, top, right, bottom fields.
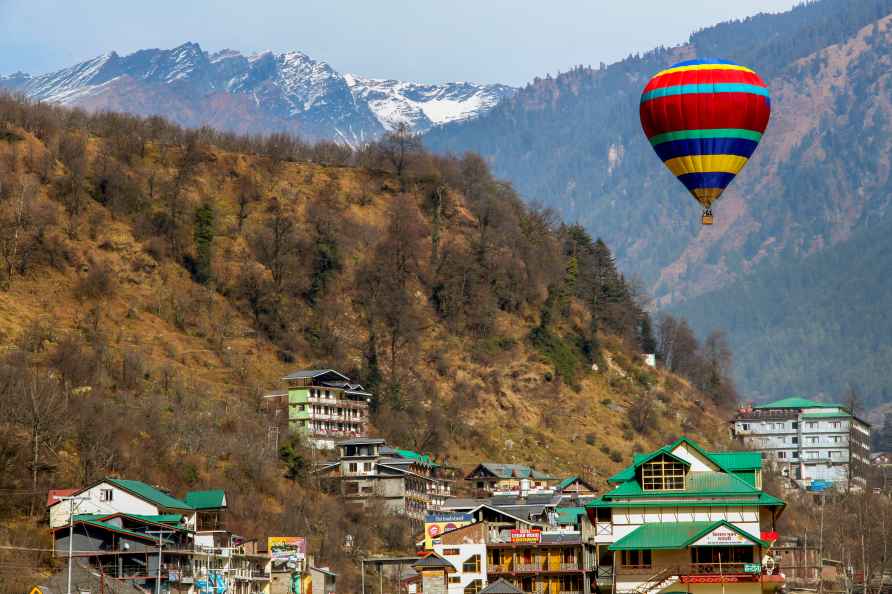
left=731, top=397, right=871, bottom=490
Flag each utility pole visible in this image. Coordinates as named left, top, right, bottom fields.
left=55, top=495, right=89, bottom=594
left=147, top=529, right=176, bottom=594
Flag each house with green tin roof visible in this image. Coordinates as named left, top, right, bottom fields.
left=48, top=478, right=197, bottom=530
left=586, top=437, right=785, bottom=594
left=732, top=397, right=871, bottom=491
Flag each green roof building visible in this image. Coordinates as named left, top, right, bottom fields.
left=732, top=398, right=871, bottom=491
left=586, top=437, right=786, bottom=594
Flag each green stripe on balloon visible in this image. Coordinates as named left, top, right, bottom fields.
left=648, top=128, right=763, bottom=146
left=641, top=83, right=770, bottom=103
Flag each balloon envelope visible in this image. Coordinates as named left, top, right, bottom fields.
left=639, top=59, right=770, bottom=209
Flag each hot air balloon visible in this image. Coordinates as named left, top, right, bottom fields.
left=639, top=58, right=770, bottom=225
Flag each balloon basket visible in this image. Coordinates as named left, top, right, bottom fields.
left=701, top=210, right=714, bottom=225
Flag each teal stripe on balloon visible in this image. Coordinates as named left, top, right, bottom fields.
left=641, top=83, right=770, bottom=104
left=648, top=128, right=763, bottom=146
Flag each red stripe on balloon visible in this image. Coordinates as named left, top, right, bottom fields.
left=639, top=92, right=771, bottom=139
left=643, top=69, right=767, bottom=93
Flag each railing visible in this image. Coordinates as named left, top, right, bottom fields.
left=560, top=562, right=580, bottom=571
left=596, top=522, right=613, bottom=536
left=687, top=562, right=752, bottom=575
left=597, top=566, right=613, bottom=580
left=515, top=562, right=543, bottom=572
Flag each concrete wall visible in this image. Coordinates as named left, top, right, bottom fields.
left=433, top=542, right=486, bottom=594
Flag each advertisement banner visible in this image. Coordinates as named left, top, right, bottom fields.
left=269, top=536, right=306, bottom=571
left=423, top=513, right=473, bottom=549
left=510, top=530, right=541, bottom=544
left=692, top=526, right=752, bottom=546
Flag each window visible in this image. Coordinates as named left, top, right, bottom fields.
left=348, top=463, right=358, bottom=473
left=344, top=482, right=359, bottom=495
left=777, top=451, right=786, bottom=459
left=464, top=580, right=484, bottom=594
left=449, top=577, right=461, bottom=584
left=692, top=547, right=753, bottom=564
left=792, top=422, right=799, bottom=429
left=363, top=462, right=373, bottom=472
left=740, top=423, right=750, bottom=431
left=807, top=422, right=817, bottom=430
left=99, top=488, right=113, bottom=502
left=621, top=550, right=652, bottom=568
left=832, top=422, right=841, bottom=429
left=791, top=437, right=799, bottom=444
left=463, top=554, right=481, bottom=573
left=791, top=451, right=799, bottom=459
left=641, top=457, right=685, bottom=491
left=442, top=548, right=460, bottom=556
left=833, top=436, right=841, bottom=443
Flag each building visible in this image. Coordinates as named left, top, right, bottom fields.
left=422, top=495, right=598, bottom=594
left=309, top=566, right=337, bottom=594
left=317, top=437, right=454, bottom=523
left=48, top=479, right=270, bottom=594
left=585, top=436, right=786, bottom=594
left=465, top=464, right=556, bottom=497
left=731, top=397, right=871, bottom=490
left=268, top=369, right=372, bottom=450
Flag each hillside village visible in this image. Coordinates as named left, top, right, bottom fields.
left=0, top=53, right=891, bottom=594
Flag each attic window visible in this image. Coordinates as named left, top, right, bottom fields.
left=641, top=457, right=685, bottom=491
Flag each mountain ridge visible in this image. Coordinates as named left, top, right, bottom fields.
left=0, top=41, right=515, bottom=144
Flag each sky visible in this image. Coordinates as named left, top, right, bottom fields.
left=0, top=0, right=801, bottom=86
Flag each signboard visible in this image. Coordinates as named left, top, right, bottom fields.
left=744, top=564, right=762, bottom=574
left=681, top=575, right=758, bottom=584
left=692, top=526, right=752, bottom=546
left=269, top=536, right=306, bottom=571
left=760, top=531, right=779, bottom=542
left=510, top=529, right=541, bottom=544
left=423, top=513, right=473, bottom=549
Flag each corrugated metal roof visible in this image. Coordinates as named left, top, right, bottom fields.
left=105, top=479, right=193, bottom=510
left=754, top=397, right=839, bottom=409
left=282, top=369, right=350, bottom=381
left=609, top=520, right=768, bottom=550
left=709, top=451, right=763, bottom=471
left=184, top=489, right=226, bottom=510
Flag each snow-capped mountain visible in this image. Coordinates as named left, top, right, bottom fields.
left=0, top=42, right=515, bottom=144
left=345, top=75, right=515, bottom=132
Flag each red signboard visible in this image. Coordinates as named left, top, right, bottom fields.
left=681, top=575, right=758, bottom=584
left=510, top=530, right=541, bottom=543
left=760, top=531, right=779, bottom=542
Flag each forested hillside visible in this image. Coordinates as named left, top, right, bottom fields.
left=0, top=95, right=735, bottom=590
left=425, top=0, right=892, bottom=405
left=670, top=212, right=892, bottom=406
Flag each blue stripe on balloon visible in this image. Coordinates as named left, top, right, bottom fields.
left=641, top=83, right=770, bottom=103
left=654, top=137, right=759, bottom=161
left=677, top=172, right=737, bottom=192
left=670, top=58, right=739, bottom=67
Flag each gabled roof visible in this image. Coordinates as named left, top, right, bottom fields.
left=607, top=437, right=752, bottom=485
left=754, top=397, right=839, bottom=410
left=104, top=478, right=193, bottom=510
left=282, top=369, right=350, bottom=381
left=466, top=463, right=554, bottom=481
left=610, top=520, right=768, bottom=550
left=480, top=578, right=523, bottom=594
left=555, top=476, right=597, bottom=492
left=184, top=489, right=227, bottom=510
left=413, top=553, right=454, bottom=570
left=47, top=488, right=80, bottom=507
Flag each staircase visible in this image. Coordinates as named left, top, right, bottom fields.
left=631, top=567, right=679, bottom=594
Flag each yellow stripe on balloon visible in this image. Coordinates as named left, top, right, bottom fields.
left=655, top=63, right=755, bottom=77
left=663, top=154, right=749, bottom=177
